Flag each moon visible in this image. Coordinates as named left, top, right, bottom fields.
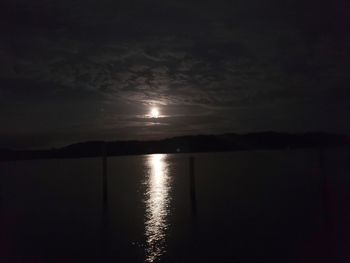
left=150, top=107, right=160, bottom=118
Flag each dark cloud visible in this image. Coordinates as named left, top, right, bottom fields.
left=0, top=0, right=349, bottom=148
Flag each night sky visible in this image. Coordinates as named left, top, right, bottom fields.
left=1, top=0, right=349, bottom=149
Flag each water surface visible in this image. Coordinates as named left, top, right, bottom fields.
left=1, top=149, right=349, bottom=262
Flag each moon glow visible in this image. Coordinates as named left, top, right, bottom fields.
left=150, top=108, right=160, bottom=118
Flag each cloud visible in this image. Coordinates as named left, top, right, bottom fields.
left=1, top=0, right=349, bottom=148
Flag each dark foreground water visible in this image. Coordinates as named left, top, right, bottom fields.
left=1, top=149, right=349, bottom=263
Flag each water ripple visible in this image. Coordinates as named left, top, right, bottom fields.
left=144, top=154, right=172, bottom=262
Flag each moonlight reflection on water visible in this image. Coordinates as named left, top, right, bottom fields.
left=144, top=154, right=172, bottom=262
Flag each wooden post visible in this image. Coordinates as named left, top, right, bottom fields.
left=318, top=148, right=335, bottom=262
left=102, top=142, right=108, bottom=213
left=100, top=142, right=110, bottom=260
left=189, top=156, right=197, bottom=215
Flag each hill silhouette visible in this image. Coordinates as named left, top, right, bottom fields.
left=0, top=132, right=349, bottom=161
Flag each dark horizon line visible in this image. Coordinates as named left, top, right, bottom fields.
left=1, top=131, right=349, bottom=161
left=1, top=130, right=350, bottom=151
left=62, top=130, right=349, bottom=146
left=2, top=130, right=350, bottom=150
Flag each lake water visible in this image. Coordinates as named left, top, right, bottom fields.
left=1, top=149, right=349, bottom=263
